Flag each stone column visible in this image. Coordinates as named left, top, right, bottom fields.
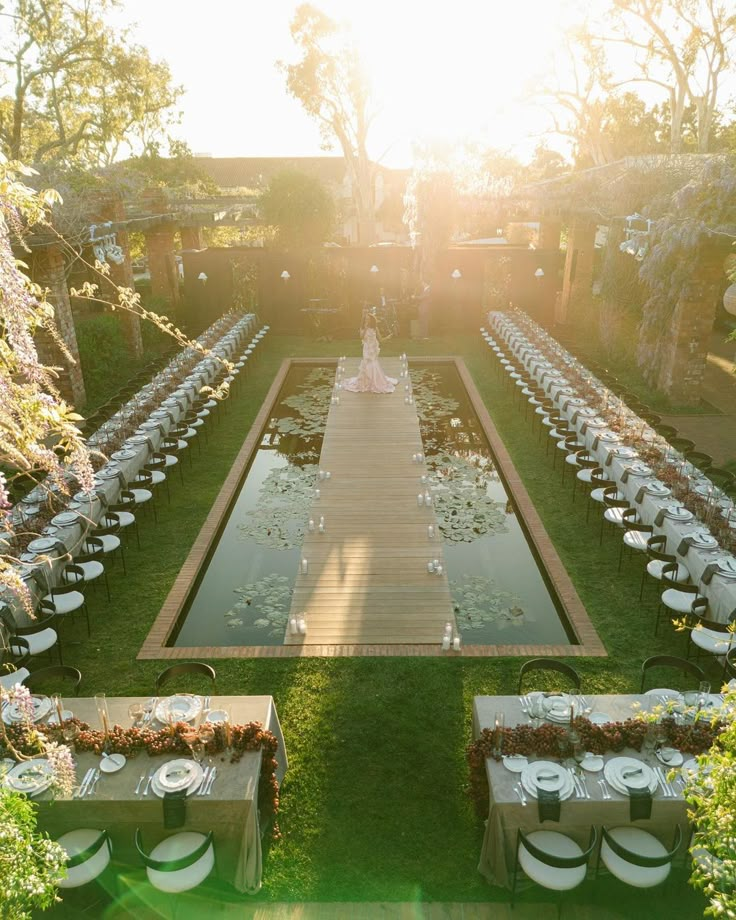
left=34, top=244, right=86, bottom=408
left=142, top=189, right=181, bottom=309
left=95, top=195, right=143, bottom=358
left=559, top=218, right=597, bottom=323
left=180, top=225, right=205, bottom=251
left=652, top=248, right=724, bottom=406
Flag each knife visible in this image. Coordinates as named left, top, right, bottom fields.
left=196, top=767, right=210, bottom=795
left=86, top=769, right=101, bottom=796
left=204, top=767, right=217, bottom=795
left=76, top=768, right=95, bottom=798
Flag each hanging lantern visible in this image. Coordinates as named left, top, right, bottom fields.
left=723, top=283, right=736, bottom=316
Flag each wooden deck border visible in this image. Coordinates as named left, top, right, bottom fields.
left=138, top=357, right=606, bottom=660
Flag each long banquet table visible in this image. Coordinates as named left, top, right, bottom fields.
left=473, top=694, right=690, bottom=888
left=4, top=313, right=261, bottom=627
left=487, top=312, right=736, bottom=626
left=33, top=695, right=287, bottom=893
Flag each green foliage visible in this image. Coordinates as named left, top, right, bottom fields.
left=685, top=690, right=736, bottom=917
left=259, top=169, right=336, bottom=249
left=0, top=0, right=182, bottom=166
left=637, top=156, right=736, bottom=382
left=0, top=786, right=65, bottom=919
left=74, top=307, right=168, bottom=410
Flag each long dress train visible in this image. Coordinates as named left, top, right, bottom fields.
left=342, top=328, right=397, bottom=394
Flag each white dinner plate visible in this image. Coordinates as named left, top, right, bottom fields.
left=2, top=695, right=52, bottom=725
left=73, top=491, right=99, bottom=504
left=656, top=748, right=683, bottom=767
left=580, top=753, right=604, bottom=773
left=685, top=531, right=718, bottom=549
left=502, top=755, right=529, bottom=773
left=645, top=688, right=684, bottom=704
left=100, top=753, right=126, bottom=773
left=51, top=511, right=79, bottom=527
left=644, top=482, right=671, bottom=496
left=4, top=758, right=53, bottom=796
left=96, top=469, right=121, bottom=481
left=541, top=693, right=573, bottom=723
left=125, top=435, right=150, bottom=446
left=26, top=537, right=58, bottom=554
left=151, top=759, right=204, bottom=797
left=155, top=694, right=202, bottom=725
left=715, top=557, right=736, bottom=577
left=604, top=757, right=658, bottom=795
left=663, top=505, right=694, bottom=521
left=521, top=761, right=574, bottom=800
left=627, top=463, right=652, bottom=477
left=111, top=449, right=137, bottom=461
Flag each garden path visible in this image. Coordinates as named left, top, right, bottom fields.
left=285, top=358, right=455, bottom=646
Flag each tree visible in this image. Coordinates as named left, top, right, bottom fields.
left=594, top=0, right=736, bottom=153
left=259, top=169, right=336, bottom=250
left=280, top=4, right=376, bottom=243
left=0, top=0, right=182, bottom=167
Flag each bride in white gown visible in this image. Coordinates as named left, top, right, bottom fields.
left=342, top=314, right=397, bottom=394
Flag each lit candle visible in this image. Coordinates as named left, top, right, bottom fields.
left=441, top=635, right=451, bottom=651
left=424, top=491, right=432, bottom=506
left=427, top=561, right=436, bottom=574
left=298, top=617, right=307, bottom=635
left=301, top=558, right=308, bottom=574
left=428, top=524, right=435, bottom=539
left=453, top=636, right=461, bottom=651
left=319, top=516, right=324, bottom=527
left=435, top=563, right=444, bottom=575
left=315, top=488, right=321, bottom=500
left=444, top=621, right=453, bottom=636
left=417, top=493, right=425, bottom=506
left=289, top=617, right=298, bottom=634
left=420, top=474, right=428, bottom=484
left=308, top=518, right=315, bottom=532
left=325, top=471, right=331, bottom=480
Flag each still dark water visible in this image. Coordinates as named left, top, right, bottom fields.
left=171, top=362, right=572, bottom=647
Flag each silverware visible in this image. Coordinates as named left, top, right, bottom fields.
left=196, top=767, right=210, bottom=795
left=514, top=781, right=527, bottom=806
left=518, top=696, right=529, bottom=714
left=75, top=768, right=95, bottom=798
left=513, top=786, right=526, bottom=807
left=143, top=768, right=157, bottom=796
left=579, top=775, right=591, bottom=799
left=134, top=773, right=146, bottom=795
left=572, top=775, right=584, bottom=799
left=658, top=766, right=675, bottom=797
left=86, top=769, right=101, bottom=796
left=598, top=778, right=611, bottom=800
left=204, top=767, right=217, bottom=795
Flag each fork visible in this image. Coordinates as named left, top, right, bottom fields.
left=142, top=768, right=157, bottom=796
left=514, top=781, right=527, bottom=806
left=579, top=774, right=591, bottom=799
left=196, top=767, right=211, bottom=795
left=598, top=779, right=611, bottom=800
left=134, top=772, right=146, bottom=795
left=518, top=695, right=529, bottom=714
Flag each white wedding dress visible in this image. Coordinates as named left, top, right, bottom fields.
left=342, top=328, right=397, bottom=394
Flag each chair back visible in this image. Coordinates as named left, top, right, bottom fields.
left=77, top=537, right=105, bottom=564
left=706, top=467, right=735, bottom=488
left=688, top=612, right=734, bottom=638
left=684, top=450, right=713, bottom=471
left=96, top=513, right=121, bottom=537
left=145, top=453, right=167, bottom=474
left=155, top=662, right=217, bottom=694
left=726, top=646, right=736, bottom=680
left=518, top=827, right=598, bottom=869
left=23, top=665, right=82, bottom=696
left=109, top=491, right=136, bottom=514
left=132, top=469, right=154, bottom=489
left=661, top=566, right=696, bottom=592
left=135, top=828, right=214, bottom=873
left=640, top=655, right=705, bottom=693
left=603, top=487, right=628, bottom=510
left=517, top=658, right=582, bottom=694
left=590, top=469, right=609, bottom=491
left=622, top=509, right=650, bottom=534
left=602, top=826, right=682, bottom=868
left=52, top=567, right=85, bottom=597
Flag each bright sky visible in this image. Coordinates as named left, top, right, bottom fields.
left=117, top=0, right=589, bottom=168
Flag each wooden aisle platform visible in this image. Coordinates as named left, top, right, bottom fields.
left=285, top=358, right=455, bottom=646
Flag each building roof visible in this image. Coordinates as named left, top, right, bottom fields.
left=192, top=156, right=409, bottom=192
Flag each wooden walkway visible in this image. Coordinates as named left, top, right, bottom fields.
left=285, top=358, right=455, bottom=646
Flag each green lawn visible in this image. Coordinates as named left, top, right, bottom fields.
left=44, top=333, right=709, bottom=915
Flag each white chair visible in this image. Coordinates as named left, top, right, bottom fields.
left=598, top=825, right=682, bottom=888
left=135, top=829, right=215, bottom=894
left=513, top=828, right=597, bottom=907
left=56, top=829, right=111, bottom=889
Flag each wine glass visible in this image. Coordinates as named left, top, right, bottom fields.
left=189, top=739, right=205, bottom=764
left=128, top=703, right=144, bottom=726
left=698, top=681, right=711, bottom=709
left=61, top=723, right=79, bottom=749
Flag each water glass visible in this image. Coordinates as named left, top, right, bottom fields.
left=698, top=681, right=711, bottom=708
